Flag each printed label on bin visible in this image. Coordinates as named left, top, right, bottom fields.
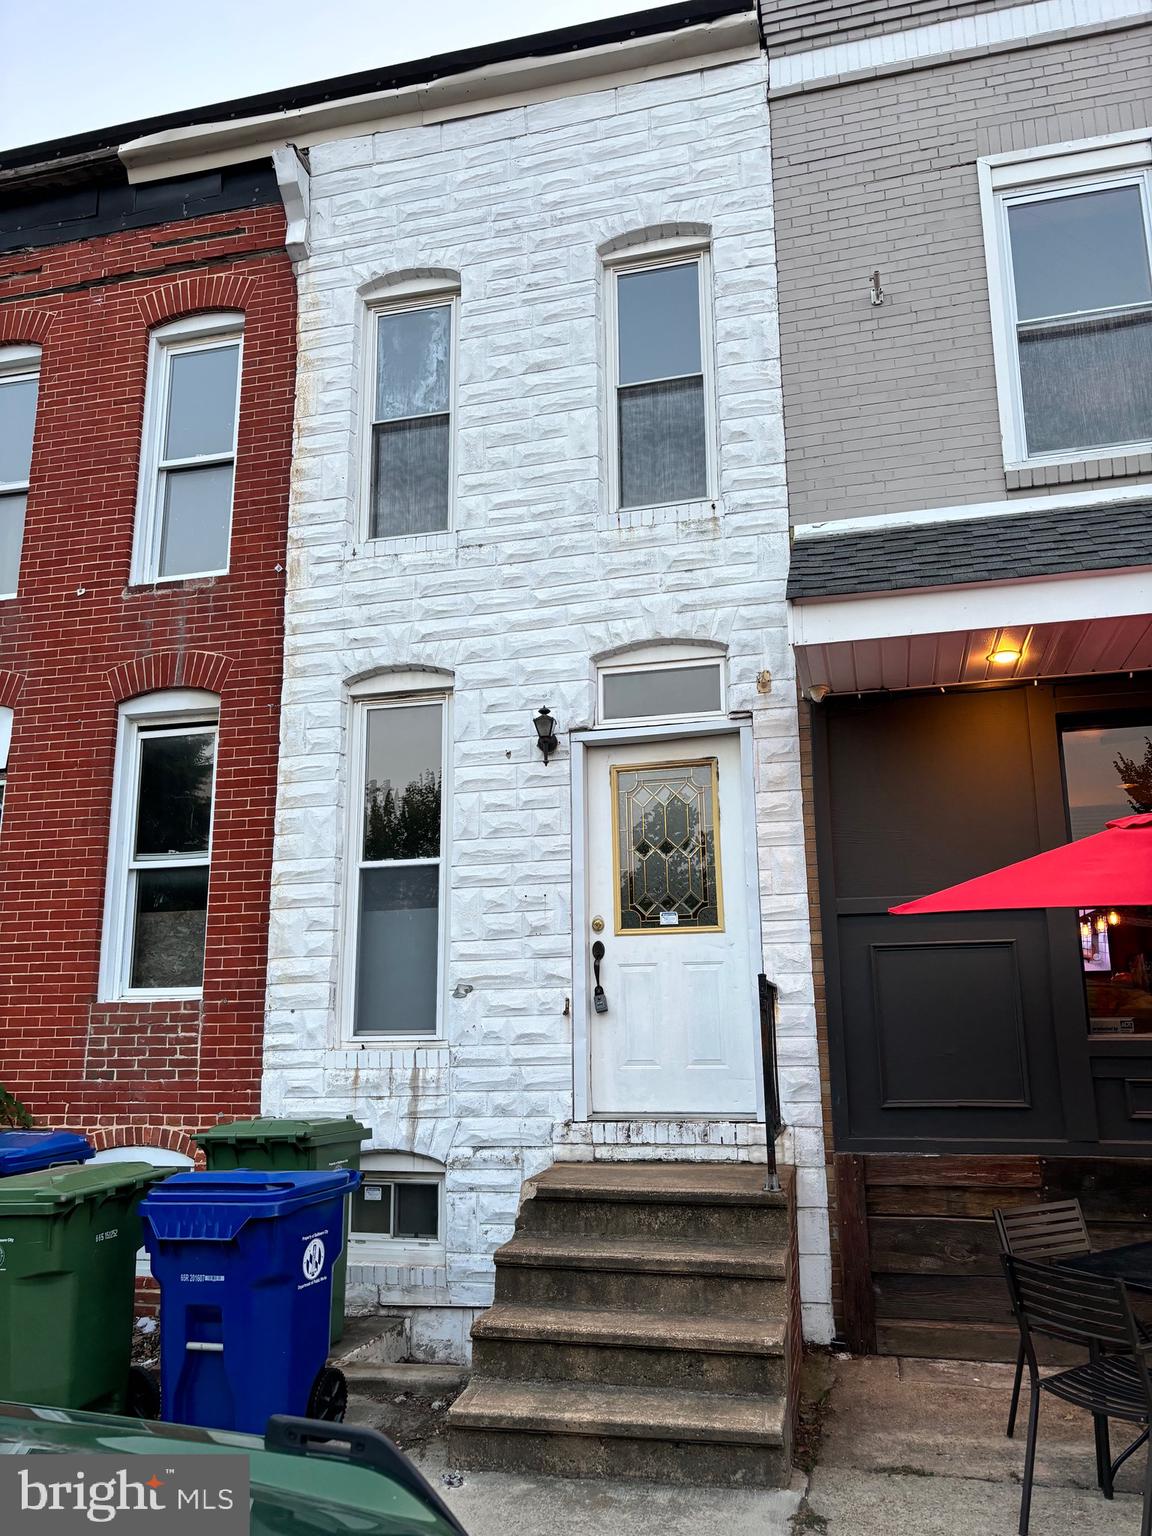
left=300, top=1236, right=327, bottom=1288
left=2, top=1454, right=249, bottom=1534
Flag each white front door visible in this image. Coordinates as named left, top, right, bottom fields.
left=585, top=733, right=760, bottom=1117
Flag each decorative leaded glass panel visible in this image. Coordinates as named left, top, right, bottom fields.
left=613, top=758, right=723, bottom=933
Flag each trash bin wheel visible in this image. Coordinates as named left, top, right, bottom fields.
left=126, top=1366, right=162, bottom=1421
left=307, top=1366, right=348, bottom=1423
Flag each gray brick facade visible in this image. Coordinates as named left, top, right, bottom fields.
left=769, top=24, right=1152, bottom=524
left=759, top=0, right=1024, bottom=56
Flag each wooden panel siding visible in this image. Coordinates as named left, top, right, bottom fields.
left=844, top=1155, right=1152, bottom=1359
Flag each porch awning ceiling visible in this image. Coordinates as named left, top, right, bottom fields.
left=796, top=613, right=1152, bottom=696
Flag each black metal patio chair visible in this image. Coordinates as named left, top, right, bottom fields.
left=995, top=1200, right=1093, bottom=1437
left=1003, top=1255, right=1152, bottom=1536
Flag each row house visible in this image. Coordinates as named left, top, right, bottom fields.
left=766, top=0, right=1152, bottom=1357
left=0, top=132, right=296, bottom=1163
left=117, top=0, right=822, bottom=1480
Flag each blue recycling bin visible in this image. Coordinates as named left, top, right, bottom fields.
left=140, top=1168, right=360, bottom=1434
left=0, top=1130, right=93, bottom=1175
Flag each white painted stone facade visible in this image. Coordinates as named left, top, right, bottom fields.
left=264, top=53, right=834, bottom=1353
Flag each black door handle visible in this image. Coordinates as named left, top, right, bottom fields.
left=592, top=940, right=608, bottom=1014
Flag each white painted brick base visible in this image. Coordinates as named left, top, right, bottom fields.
left=266, top=55, right=834, bottom=1361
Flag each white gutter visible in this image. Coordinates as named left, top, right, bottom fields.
left=120, top=12, right=760, bottom=183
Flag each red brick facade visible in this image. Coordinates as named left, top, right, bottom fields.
left=0, top=203, right=295, bottom=1152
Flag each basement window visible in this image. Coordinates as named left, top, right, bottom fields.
left=350, top=1152, right=444, bottom=1261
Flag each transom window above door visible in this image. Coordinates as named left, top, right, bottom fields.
left=369, top=299, right=454, bottom=539
left=598, top=654, right=726, bottom=725
left=607, top=249, right=714, bottom=510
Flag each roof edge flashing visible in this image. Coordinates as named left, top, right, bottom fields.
left=120, top=11, right=760, bottom=183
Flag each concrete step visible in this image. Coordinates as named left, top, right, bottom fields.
left=494, top=1234, right=786, bottom=1318
left=520, top=1193, right=788, bottom=1246
left=328, top=1314, right=406, bottom=1371
left=528, top=1162, right=787, bottom=1207
left=446, top=1378, right=788, bottom=1488
left=471, top=1303, right=786, bottom=1393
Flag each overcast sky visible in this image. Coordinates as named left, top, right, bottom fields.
left=0, top=0, right=668, bottom=151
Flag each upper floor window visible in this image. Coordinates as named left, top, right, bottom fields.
left=100, top=691, right=219, bottom=1000
left=0, top=345, right=40, bottom=599
left=982, top=138, right=1152, bottom=466
left=369, top=299, right=454, bottom=539
left=608, top=250, right=713, bottom=510
left=133, top=314, right=242, bottom=583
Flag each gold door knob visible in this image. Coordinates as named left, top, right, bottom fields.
left=591, top=916, right=605, bottom=933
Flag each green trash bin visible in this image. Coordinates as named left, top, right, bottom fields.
left=194, top=1117, right=370, bottom=1343
left=0, top=1162, right=171, bottom=1413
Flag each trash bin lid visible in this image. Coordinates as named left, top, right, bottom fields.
left=141, top=1169, right=360, bottom=1241
left=0, top=1162, right=170, bottom=1211
left=0, top=1130, right=94, bottom=1175
left=194, top=1117, right=370, bottom=1148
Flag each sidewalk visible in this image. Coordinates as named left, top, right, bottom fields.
left=346, top=1350, right=1150, bottom=1535
left=802, top=1354, right=1148, bottom=1535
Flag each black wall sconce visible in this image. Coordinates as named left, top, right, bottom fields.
left=534, top=705, right=558, bottom=765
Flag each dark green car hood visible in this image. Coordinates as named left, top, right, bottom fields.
left=0, top=1402, right=463, bottom=1536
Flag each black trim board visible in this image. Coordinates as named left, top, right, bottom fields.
left=788, top=501, right=1152, bottom=600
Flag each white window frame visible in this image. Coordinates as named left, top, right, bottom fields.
left=604, top=240, right=717, bottom=514
left=0, top=344, right=41, bottom=602
left=131, top=312, right=243, bottom=585
left=349, top=1155, right=446, bottom=1265
left=89, top=1146, right=195, bottom=1276
left=341, top=689, right=451, bottom=1042
left=0, top=706, right=11, bottom=832
left=979, top=131, right=1152, bottom=471
left=99, top=689, right=220, bottom=1002
left=597, top=648, right=728, bottom=727
left=360, top=282, right=459, bottom=544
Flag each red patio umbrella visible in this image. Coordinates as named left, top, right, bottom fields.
left=889, top=812, right=1152, bottom=913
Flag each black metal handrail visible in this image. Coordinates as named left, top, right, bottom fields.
left=759, top=974, right=784, bottom=1189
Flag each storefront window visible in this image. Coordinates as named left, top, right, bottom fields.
left=1062, top=723, right=1152, bottom=1035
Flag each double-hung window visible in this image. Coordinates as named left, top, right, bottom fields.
left=134, top=314, right=242, bottom=581
left=983, top=139, right=1152, bottom=465
left=610, top=253, right=712, bottom=510
left=0, top=346, right=40, bottom=599
left=352, top=698, right=445, bottom=1035
left=0, top=707, right=11, bottom=831
left=369, top=301, right=454, bottom=539
left=102, top=693, right=218, bottom=999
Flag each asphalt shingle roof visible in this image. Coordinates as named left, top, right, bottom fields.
left=787, top=501, right=1152, bottom=600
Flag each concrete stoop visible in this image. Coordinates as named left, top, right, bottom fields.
left=446, top=1161, right=798, bottom=1488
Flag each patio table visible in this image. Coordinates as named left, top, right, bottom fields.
left=1063, top=1241, right=1152, bottom=1293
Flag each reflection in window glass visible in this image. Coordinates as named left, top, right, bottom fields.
left=602, top=663, right=723, bottom=722
left=616, top=260, right=708, bottom=509
left=355, top=702, right=444, bottom=1035
left=153, top=335, right=241, bottom=578
left=351, top=1177, right=440, bottom=1241
left=1062, top=723, right=1152, bottom=1035
left=371, top=304, right=452, bottom=539
left=0, top=365, right=38, bottom=599
left=125, top=722, right=217, bottom=993
left=1006, top=182, right=1152, bottom=457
